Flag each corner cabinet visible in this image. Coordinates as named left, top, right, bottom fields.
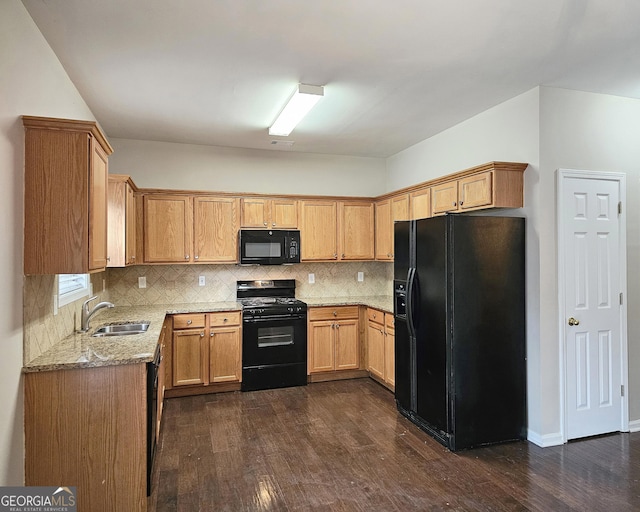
left=23, top=116, right=113, bottom=274
left=108, top=174, right=137, bottom=267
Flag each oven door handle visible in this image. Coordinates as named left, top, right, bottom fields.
left=243, top=314, right=307, bottom=323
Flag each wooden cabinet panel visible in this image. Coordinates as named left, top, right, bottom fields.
left=240, top=197, right=269, bottom=228
left=367, top=322, right=385, bottom=379
left=309, top=321, right=335, bottom=373
left=459, top=171, right=492, bottom=210
left=209, top=327, right=241, bottom=383
left=308, top=306, right=359, bottom=322
left=432, top=181, right=459, bottom=215
left=271, top=199, right=298, bottom=228
left=194, top=196, right=239, bottom=263
left=173, top=313, right=206, bottom=329
left=301, top=200, right=338, bottom=261
left=144, top=195, right=192, bottom=263
left=89, top=138, right=108, bottom=270
left=23, top=116, right=113, bottom=275
left=25, top=365, right=146, bottom=512
left=375, top=199, right=392, bottom=261
left=108, top=176, right=137, bottom=267
left=410, top=188, right=431, bottom=220
left=391, top=194, right=410, bottom=222
left=209, top=311, right=241, bottom=327
left=385, top=323, right=395, bottom=387
left=335, top=319, right=359, bottom=370
left=340, top=202, right=374, bottom=260
left=241, top=197, right=298, bottom=228
left=172, top=329, right=206, bottom=386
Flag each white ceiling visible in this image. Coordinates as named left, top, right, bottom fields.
left=21, top=0, right=640, bottom=158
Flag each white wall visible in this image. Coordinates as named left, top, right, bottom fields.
left=109, top=138, right=387, bottom=197
left=386, top=88, right=547, bottom=441
left=0, top=0, right=96, bottom=484
left=540, top=87, right=640, bottom=430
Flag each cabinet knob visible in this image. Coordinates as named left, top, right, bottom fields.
left=185, top=255, right=189, bottom=260
left=200, top=332, right=204, bottom=337
left=194, top=255, right=199, bottom=260
left=132, top=256, right=135, bottom=260
left=460, top=201, right=464, bottom=205
left=223, top=318, right=228, bottom=323
left=342, top=253, right=345, bottom=258
left=187, top=319, right=192, bottom=325
left=272, top=222, right=276, bottom=227
left=453, top=202, right=457, bottom=207
left=107, top=256, right=111, bottom=262
left=210, top=332, right=214, bottom=337
left=336, top=324, right=340, bottom=329
left=333, top=311, right=337, bottom=316
left=263, top=221, right=268, bottom=226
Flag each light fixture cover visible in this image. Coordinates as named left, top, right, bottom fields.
left=269, top=84, right=324, bottom=136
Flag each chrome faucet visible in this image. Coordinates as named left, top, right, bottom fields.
left=80, top=296, right=115, bottom=332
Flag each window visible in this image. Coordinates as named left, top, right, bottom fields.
left=58, top=274, right=90, bottom=307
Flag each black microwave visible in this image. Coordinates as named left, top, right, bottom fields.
left=239, top=229, right=301, bottom=265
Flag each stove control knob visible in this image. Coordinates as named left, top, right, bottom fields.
left=288, top=307, right=293, bottom=312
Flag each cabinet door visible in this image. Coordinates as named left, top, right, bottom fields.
left=89, top=137, right=108, bottom=271
left=367, top=321, right=385, bottom=379
left=340, top=202, right=374, bottom=260
left=107, top=178, right=126, bottom=267
left=144, top=195, right=192, bottom=263
left=271, top=199, right=298, bottom=228
left=194, top=196, right=239, bottom=263
left=335, top=319, right=359, bottom=370
left=391, top=194, right=410, bottom=222
left=375, top=199, right=393, bottom=261
left=308, top=321, right=335, bottom=373
left=125, top=184, right=137, bottom=264
left=431, top=181, right=459, bottom=215
left=240, top=198, right=269, bottom=228
left=172, top=330, right=206, bottom=386
left=459, top=172, right=493, bottom=210
left=209, top=326, right=241, bottom=383
left=385, top=326, right=395, bottom=387
left=410, top=188, right=431, bottom=220
left=300, top=201, right=338, bottom=261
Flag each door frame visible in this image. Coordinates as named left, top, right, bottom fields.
left=556, top=169, right=628, bottom=443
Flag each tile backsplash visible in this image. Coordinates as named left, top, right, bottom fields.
left=23, top=272, right=109, bottom=364
left=108, top=261, right=393, bottom=306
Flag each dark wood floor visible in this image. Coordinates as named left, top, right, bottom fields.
left=149, top=378, right=640, bottom=511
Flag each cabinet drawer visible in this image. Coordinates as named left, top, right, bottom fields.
left=367, top=308, right=384, bottom=324
left=173, top=313, right=206, bottom=330
left=309, top=306, right=359, bottom=321
left=384, top=313, right=395, bottom=329
left=209, top=311, right=241, bottom=327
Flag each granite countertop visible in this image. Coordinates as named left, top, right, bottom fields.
left=302, top=295, right=393, bottom=313
left=23, top=301, right=242, bottom=373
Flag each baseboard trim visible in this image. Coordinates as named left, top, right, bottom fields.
left=628, top=419, right=640, bottom=432
left=527, top=429, right=564, bottom=447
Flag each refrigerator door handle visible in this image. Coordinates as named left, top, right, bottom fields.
left=406, top=267, right=416, bottom=338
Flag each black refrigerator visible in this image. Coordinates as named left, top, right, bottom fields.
left=394, top=214, right=526, bottom=451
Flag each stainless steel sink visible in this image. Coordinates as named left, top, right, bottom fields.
left=92, top=322, right=150, bottom=337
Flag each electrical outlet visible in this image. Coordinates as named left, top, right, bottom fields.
left=357, top=271, right=364, bottom=282
left=308, top=273, right=315, bottom=284
left=138, top=276, right=147, bottom=289
left=199, top=275, right=206, bottom=286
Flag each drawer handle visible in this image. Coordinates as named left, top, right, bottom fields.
left=333, top=311, right=337, bottom=317
left=187, top=319, right=192, bottom=325
left=223, top=318, right=228, bottom=322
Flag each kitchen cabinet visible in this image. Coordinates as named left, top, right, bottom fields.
left=431, top=168, right=524, bottom=216
left=23, top=116, right=113, bottom=274
left=169, top=311, right=241, bottom=392
left=108, top=174, right=137, bottom=266
left=340, top=202, right=375, bottom=260
left=367, top=308, right=395, bottom=390
left=144, top=194, right=192, bottom=263
left=300, top=200, right=338, bottom=260
left=25, top=364, right=147, bottom=512
left=194, top=196, right=240, bottom=263
left=392, top=193, right=410, bottom=222
left=156, top=317, right=170, bottom=440
left=374, top=199, right=392, bottom=261
left=240, top=197, right=298, bottom=228
left=143, top=193, right=239, bottom=264
left=410, top=187, right=432, bottom=220
left=308, top=306, right=360, bottom=373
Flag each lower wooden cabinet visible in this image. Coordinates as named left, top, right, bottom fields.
left=367, top=308, right=395, bottom=390
left=308, top=306, right=360, bottom=373
left=168, top=311, right=242, bottom=394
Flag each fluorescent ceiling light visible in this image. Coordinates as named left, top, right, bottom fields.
left=269, top=84, right=324, bottom=136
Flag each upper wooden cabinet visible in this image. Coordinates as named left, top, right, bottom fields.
left=391, top=194, right=410, bottom=222
left=300, top=200, right=338, bottom=261
left=240, top=197, right=297, bottom=229
left=194, top=196, right=240, bottom=263
left=107, top=175, right=137, bottom=267
left=144, top=194, right=192, bottom=263
left=23, top=116, right=113, bottom=274
left=375, top=199, right=392, bottom=261
left=340, top=202, right=374, bottom=260
left=410, top=187, right=432, bottom=220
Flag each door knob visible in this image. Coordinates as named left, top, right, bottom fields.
left=568, top=317, right=580, bottom=326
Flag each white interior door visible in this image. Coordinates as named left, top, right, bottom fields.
left=558, top=171, right=627, bottom=440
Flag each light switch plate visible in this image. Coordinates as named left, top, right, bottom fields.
left=199, top=275, right=206, bottom=286
left=308, top=273, right=315, bottom=284
left=138, top=276, right=147, bottom=289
